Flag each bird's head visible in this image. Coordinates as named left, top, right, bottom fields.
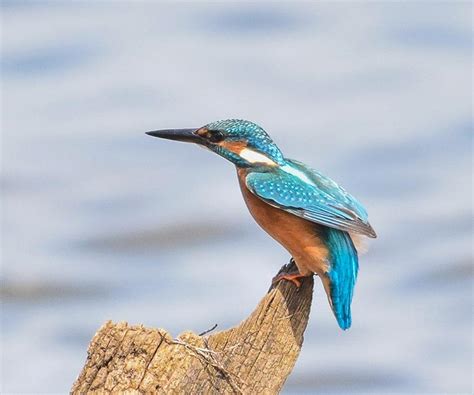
left=147, top=119, right=285, bottom=168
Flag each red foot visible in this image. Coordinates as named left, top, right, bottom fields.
left=272, top=272, right=306, bottom=288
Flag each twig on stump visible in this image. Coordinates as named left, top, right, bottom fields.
left=71, top=262, right=314, bottom=394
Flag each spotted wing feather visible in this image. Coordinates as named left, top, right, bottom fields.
left=245, top=166, right=376, bottom=238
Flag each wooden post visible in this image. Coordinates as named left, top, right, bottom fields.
left=72, top=262, right=314, bottom=394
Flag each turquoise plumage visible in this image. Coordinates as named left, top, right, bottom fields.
left=244, top=163, right=367, bottom=329
left=324, top=228, right=359, bottom=330
left=245, top=165, right=375, bottom=237
left=147, top=119, right=376, bottom=330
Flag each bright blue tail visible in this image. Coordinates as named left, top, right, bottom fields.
left=324, top=228, right=359, bottom=330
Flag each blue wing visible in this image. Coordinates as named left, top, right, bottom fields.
left=245, top=161, right=376, bottom=238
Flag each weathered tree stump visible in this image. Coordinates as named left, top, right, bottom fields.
left=72, top=262, right=314, bottom=394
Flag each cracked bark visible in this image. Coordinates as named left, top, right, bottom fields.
left=71, top=262, right=313, bottom=394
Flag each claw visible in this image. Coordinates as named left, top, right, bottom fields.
left=272, top=273, right=303, bottom=288
left=269, top=258, right=309, bottom=291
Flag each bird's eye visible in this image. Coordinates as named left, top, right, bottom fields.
left=207, top=130, right=225, bottom=143
left=196, top=128, right=225, bottom=143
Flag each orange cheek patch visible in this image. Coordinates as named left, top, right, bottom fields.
left=218, top=140, right=248, bottom=155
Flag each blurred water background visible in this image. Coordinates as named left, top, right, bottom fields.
left=1, top=1, right=472, bottom=394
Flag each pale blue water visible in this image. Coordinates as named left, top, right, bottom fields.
left=1, top=2, right=472, bottom=394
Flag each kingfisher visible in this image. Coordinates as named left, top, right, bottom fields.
left=146, top=119, right=376, bottom=330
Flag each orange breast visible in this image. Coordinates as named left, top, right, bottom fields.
left=237, top=168, right=329, bottom=276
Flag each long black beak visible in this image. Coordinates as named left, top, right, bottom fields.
left=146, top=128, right=202, bottom=144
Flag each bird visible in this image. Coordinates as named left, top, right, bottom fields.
left=146, top=119, right=376, bottom=330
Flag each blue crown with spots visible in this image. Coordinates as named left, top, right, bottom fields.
left=205, top=119, right=285, bottom=165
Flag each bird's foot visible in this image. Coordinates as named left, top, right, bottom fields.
left=271, top=258, right=306, bottom=288
left=272, top=272, right=305, bottom=288
left=268, top=258, right=311, bottom=292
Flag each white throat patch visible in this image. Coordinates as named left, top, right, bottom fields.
left=239, top=148, right=277, bottom=166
